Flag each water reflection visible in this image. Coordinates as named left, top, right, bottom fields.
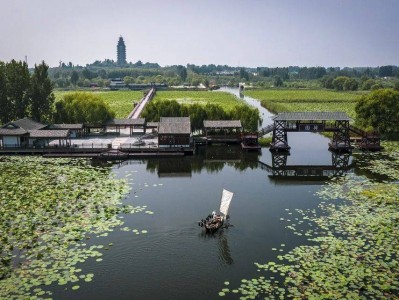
left=144, top=146, right=261, bottom=176
left=258, top=152, right=352, bottom=181
left=198, top=230, right=234, bottom=265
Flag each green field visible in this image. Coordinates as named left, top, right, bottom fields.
left=152, top=90, right=243, bottom=111
left=245, top=89, right=368, bottom=119
left=54, top=90, right=144, bottom=118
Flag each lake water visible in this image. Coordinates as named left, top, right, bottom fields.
left=50, top=89, right=352, bottom=299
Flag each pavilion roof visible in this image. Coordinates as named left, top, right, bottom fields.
left=203, top=120, right=242, bottom=128
left=159, top=117, right=191, bottom=134
left=146, top=122, right=159, bottom=128
left=0, top=117, right=47, bottom=136
left=273, top=112, right=351, bottom=121
left=50, top=124, right=84, bottom=130
left=106, top=118, right=145, bottom=126
left=29, top=130, right=70, bottom=138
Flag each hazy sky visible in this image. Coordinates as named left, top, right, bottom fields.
left=1, top=0, right=398, bottom=68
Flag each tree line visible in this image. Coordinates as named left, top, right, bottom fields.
left=141, top=100, right=261, bottom=132
left=0, top=60, right=54, bottom=124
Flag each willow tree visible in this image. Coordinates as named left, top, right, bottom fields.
left=53, top=92, right=115, bottom=124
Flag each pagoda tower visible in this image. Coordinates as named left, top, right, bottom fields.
left=117, top=36, right=127, bottom=65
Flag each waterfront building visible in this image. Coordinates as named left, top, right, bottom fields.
left=158, top=117, right=191, bottom=148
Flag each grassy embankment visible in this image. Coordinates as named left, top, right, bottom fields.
left=152, top=90, right=243, bottom=111
left=245, top=89, right=367, bottom=120
left=54, top=90, right=144, bottom=118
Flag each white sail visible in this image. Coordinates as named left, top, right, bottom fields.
left=219, top=189, right=233, bottom=216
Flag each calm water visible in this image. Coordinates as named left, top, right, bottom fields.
left=50, top=90, right=352, bottom=299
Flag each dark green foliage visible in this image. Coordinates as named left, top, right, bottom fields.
left=230, top=105, right=261, bottom=132
left=371, top=83, right=384, bottom=91
left=273, top=76, right=283, bottom=87
left=5, top=60, right=30, bottom=120
left=142, top=100, right=260, bottom=132
left=361, top=79, right=376, bottom=90
left=343, top=78, right=358, bottom=91
left=239, top=68, right=250, bottom=81
left=378, top=65, right=393, bottom=77
left=320, top=75, right=334, bottom=89
left=176, top=65, right=187, bottom=82
left=0, top=60, right=53, bottom=125
left=332, top=76, right=349, bottom=91
left=0, top=62, right=8, bottom=124
left=355, top=89, right=399, bottom=138
left=29, top=62, right=55, bottom=123
left=70, top=70, right=79, bottom=86
left=53, top=92, right=115, bottom=124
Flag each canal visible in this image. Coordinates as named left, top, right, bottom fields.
left=51, top=89, right=351, bottom=299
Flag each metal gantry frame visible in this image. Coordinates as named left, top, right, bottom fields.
left=329, top=120, right=351, bottom=152
left=270, top=120, right=290, bottom=151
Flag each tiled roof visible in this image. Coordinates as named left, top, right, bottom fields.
left=159, top=117, right=191, bottom=134
left=273, top=112, right=351, bottom=121
left=50, top=124, right=84, bottom=130
left=160, top=117, right=190, bottom=123
left=106, top=118, right=145, bottom=126
left=146, top=122, right=159, bottom=128
left=0, top=128, right=27, bottom=136
left=29, top=130, right=70, bottom=138
left=10, top=117, right=46, bottom=130
left=203, top=120, right=242, bottom=128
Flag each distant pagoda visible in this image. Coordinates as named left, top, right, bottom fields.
left=117, top=36, right=127, bottom=65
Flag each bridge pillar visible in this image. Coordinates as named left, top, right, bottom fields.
left=331, top=152, right=350, bottom=176
left=270, top=120, right=290, bottom=152
left=329, top=120, right=352, bottom=152
left=271, top=153, right=288, bottom=177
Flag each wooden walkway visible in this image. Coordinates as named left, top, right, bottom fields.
left=128, top=87, right=156, bottom=119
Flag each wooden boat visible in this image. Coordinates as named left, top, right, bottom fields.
left=198, top=189, right=234, bottom=233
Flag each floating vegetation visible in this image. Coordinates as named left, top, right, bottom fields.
left=0, top=156, right=145, bottom=299
left=219, top=142, right=399, bottom=299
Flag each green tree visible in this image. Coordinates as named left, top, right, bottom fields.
left=343, top=78, right=359, bottom=91
left=0, top=62, right=8, bottom=124
left=53, top=92, right=115, bottom=124
left=332, top=76, right=349, bottom=91
left=273, top=76, right=283, bottom=87
left=239, top=68, right=250, bottom=81
left=361, top=79, right=376, bottom=90
left=176, top=65, right=187, bottom=82
left=70, top=70, right=79, bottom=86
left=230, top=105, right=260, bottom=132
left=394, top=81, right=399, bottom=91
left=123, top=76, right=135, bottom=84
left=371, top=83, right=384, bottom=91
left=29, top=61, right=55, bottom=123
left=5, top=60, right=30, bottom=120
left=320, top=75, right=335, bottom=89
left=355, top=89, right=399, bottom=138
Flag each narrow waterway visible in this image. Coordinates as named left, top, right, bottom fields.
left=49, top=89, right=353, bottom=300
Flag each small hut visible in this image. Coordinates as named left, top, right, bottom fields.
left=203, top=120, right=242, bottom=143
left=158, top=117, right=191, bottom=148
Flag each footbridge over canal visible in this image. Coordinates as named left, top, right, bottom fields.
left=257, top=112, right=381, bottom=152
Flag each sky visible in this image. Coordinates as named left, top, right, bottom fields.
left=1, top=0, right=398, bottom=68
